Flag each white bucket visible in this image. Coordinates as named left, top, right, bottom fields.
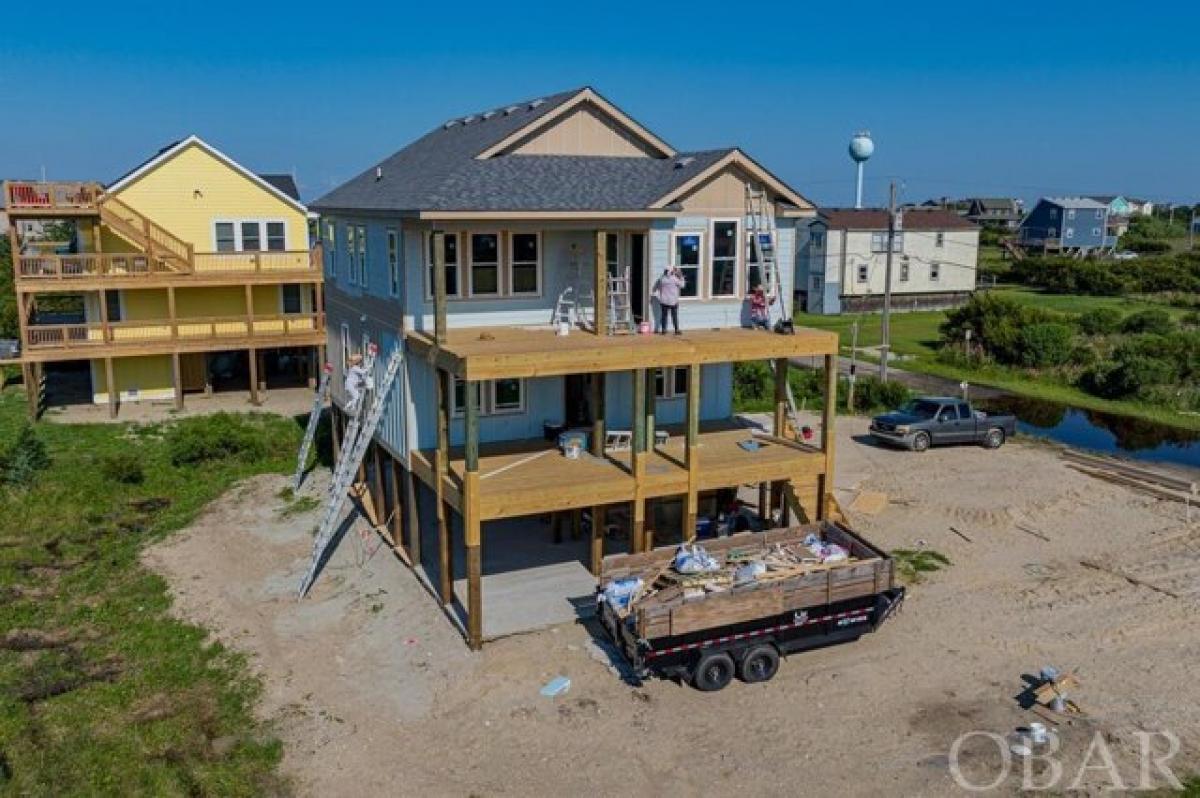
left=557, top=321, right=570, bottom=337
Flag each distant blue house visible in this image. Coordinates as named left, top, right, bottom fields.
left=1017, top=197, right=1117, bottom=254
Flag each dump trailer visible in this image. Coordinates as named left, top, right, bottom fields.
left=597, top=522, right=905, bottom=691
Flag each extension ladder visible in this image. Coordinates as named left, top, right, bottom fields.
left=297, top=344, right=404, bottom=598
left=292, top=363, right=334, bottom=491
left=746, top=186, right=790, bottom=326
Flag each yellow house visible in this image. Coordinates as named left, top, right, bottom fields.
left=5, top=136, right=325, bottom=415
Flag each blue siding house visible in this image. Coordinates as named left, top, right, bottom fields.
left=310, top=87, right=840, bottom=647
left=1018, top=197, right=1117, bottom=254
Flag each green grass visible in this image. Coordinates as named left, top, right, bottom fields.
left=890, top=548, right=951, bottom=584
left=794, top=287, right=1200, bottom=432
left=0, top=388, right=305, bottom=795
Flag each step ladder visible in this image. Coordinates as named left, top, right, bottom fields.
left=746, top=185, right=790, bottom=326
left=551, top=287, right=577, bottom=329
left=292, top=363, right=334, bottom=491
left=608, top=271, right=635, bottom=334
left=297, top=344, right=404, bottom=598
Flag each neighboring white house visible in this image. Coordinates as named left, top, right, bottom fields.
left=797, top=208, right=979, bottom=314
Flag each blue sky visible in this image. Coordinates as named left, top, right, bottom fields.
left=3, top=0, right=1198, bottom=207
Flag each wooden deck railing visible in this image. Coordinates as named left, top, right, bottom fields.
left=97, top=195, right=194, bottom=265
left=15, top=250, right=319, bottom=282
left=24, top=312, right=324, bottom=350
left=4, top=181, right=103, bottom=212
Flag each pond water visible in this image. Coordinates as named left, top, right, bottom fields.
left=980, top=395, right=1200, bottom=470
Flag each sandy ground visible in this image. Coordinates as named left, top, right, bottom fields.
left=43, top=385, right=315, bottom=424
left=144, top=416, right=1200, bottom=796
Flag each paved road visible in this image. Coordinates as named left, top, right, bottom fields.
left=790, top=354, right=1010, bottom=400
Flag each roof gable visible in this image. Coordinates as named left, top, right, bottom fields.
left=475, top=88, right=674, bottom=159
left=649, top=150, right=813, bottom=212
left=106, top=135, right=306, bottom=212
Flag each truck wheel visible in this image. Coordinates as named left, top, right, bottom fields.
left=738, top=644, right=780, bottom=683
left=910, top=432, right=931, bottom=452
left=692, top=651, right=735, bottom=692
left=983, top=428, right=1005, bottom=449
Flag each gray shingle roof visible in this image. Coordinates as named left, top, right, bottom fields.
left=259, top=174, right=300, bottom=201
left=311, top=88, right=752, bottom=214
left=1044, top=196, right=1107, bottom=210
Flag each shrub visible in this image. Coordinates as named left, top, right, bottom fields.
left=101, top=451, right=145, bottom=484
left=166, top=413, right=270, bottom=466
left=941, top=292, right=1058, bottom=365
left=1, top=424, right=50, bottom=488
left=1080, top=343, right=1178, bottom=399
left=850, top=375, right=911, bottom=412
left=1077, top=307, right=1123, bottom=335
left=1121, top=308, right=1174, bottom=336
left=1017, top=322, right=1074, bottom=367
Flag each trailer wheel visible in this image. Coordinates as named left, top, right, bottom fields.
left=692, top=651, right=735, bottom=692
left=738, top=644, right=780, bottom=683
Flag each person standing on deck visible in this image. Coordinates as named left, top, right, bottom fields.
left=654, top=266, right=686, bottom=335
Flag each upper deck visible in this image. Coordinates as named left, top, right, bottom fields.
left=5, top=181, right=103, bottom=216
left=406, top=324, right=839, bottom=380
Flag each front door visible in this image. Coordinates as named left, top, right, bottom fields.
left=629, top=233, right=647, bottom=324
left=564, top=374, right=593, bottom=427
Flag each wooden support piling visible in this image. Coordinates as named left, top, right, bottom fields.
left=104, top=357, right=117, bottom=418
left=464, top=377, right=482, bottom=650
left=591, top=505, right=606, bottom=576
left=404, top=466, right=420, bottom=564
left=819, top=353, right=838, bottom=520
left=171, top=352, right=184, bottom=410
left=433, top=231, right=448, bottom=345
left=632, top=368, right=647, bottom=552
left=590, top=373, right=606, bottom=458
left=684, top=362, right=701, bottom=539
left=248, top=347, right=260, bottom=406
left=593, top=230, right=608, bottom=336
left=389, top=455, right=406, bottom=560
left=435, top=369, right=452, bottom=605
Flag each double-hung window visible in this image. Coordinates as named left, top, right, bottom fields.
left=671, top=233, right=701, bottom=299
left=654, top=367, right=690, bottom=399
left=469, top=233, right=500, bottom=296
left=241, top=221, right=262, bottom=251
left=323, top=221, right=336, bottom=275
left=453, top=377, right=525, bottom=416
left=215, top=222, right=237, bottom=252
left=1067, top=209, right=1076, bottom=221
left=605, top=233, right=621, bottom=278
left=710, top=221, right=738, bottom=298
left=355, top=225, right=367, bottom=286
left=930, top=262, right=941, bottom=281
left=214, top=220, right=287, bottom=253
left=935, top=232, right=945, bottom=248
left=870, top=232, right=903, bottom=253
left=266, top=222, right=286, bottom=251
left=281, top=284, right=303, bottom=314
left=426, top=232, right=461, bottom=298
left=900, top=261, right=910, bottom=282
left=509, top=232, right=540, bottom=295
left=345, top=225, right=357, bottom=285
left=857, top=263, right=869, bottom=283
left=746, top=232, right=764, bottom=291
left=387, top=229, right=400, bottom=297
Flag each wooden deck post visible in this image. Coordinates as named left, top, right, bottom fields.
left=404, top=466, right=421, bottom=564
left=389, top=455, right=406, bottom=560
left=331, top=405, right=342, bottom=464
left=684, top=362, right=701, bottom=540
left=104, top=357, right=117, bottom=418
left=371, top=443, right=385, bottom=527
left=435, top=369, right=453, bottom=605
left=591, top=505, right=606, bottom=576
left=632, top=368, right=647, bottom=552
left=771, top=356, right=789, bottom=522
left=21, top=362, right=37, bottom=420
left=593, top=230, right=608, bottom=336
left=644, top=368, right=656, bottom=451
left=98, top=287, right=111, bottom=343
left=464, top=377, right=482, bottom=650
left=590, top=372, right=606, bottom=457
left=432, top=231, right=447, bottom=345
left=171, top=352, right=184, bottom=410
left=819, top=352, right=838, bottom=520
left=248, top=347, right=260, bottom=406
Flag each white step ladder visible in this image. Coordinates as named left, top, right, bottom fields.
left=292, top=363, right=334, bottom=491
left=297, top=343, right=404, bottom=598
left=608, top=272, right=635, bottom=334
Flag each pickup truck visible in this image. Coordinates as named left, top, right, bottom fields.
left=869, top=396, right=1016, bottom=452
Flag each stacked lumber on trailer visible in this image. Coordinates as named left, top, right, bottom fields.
left=600, top=522, right=894, bottom=640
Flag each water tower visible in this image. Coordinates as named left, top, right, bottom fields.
left=849, top=131, right=874, bottom=208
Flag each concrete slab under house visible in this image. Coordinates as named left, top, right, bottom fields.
left=311, top=86, right=840, bottom=649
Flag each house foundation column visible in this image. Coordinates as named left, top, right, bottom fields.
left=464, top=378, right=482, bottom=650
left=104, top=357, right=117, bottom=419
left=684, top=363, right=701, bottom=540
left=435, top=369, right=453, bottom=605
left=819, top=353, right=838, bottom=520
left=632, top=368, right=647, bottom=552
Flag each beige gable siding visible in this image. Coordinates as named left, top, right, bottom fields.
left=675, top=165, right=760, bottom=213
left=505, top=103, right=660, bottom=157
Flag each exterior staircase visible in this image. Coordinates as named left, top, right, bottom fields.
left=97, top=194, right=194, bottom=272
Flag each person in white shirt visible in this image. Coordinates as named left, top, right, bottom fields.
left=344, top=353, right=370, bottom=413
left=654, top=267, right=686, bottom=335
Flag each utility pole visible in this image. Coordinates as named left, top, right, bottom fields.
left=847, top=319, right=859, bottom=411
left=879, top=181, right=899, bottom=382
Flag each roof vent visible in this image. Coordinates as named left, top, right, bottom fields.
left=461, top=115, right=477, bottom=124
left=674, top=156, right=696, bottom=169
left=529, top=98, right=545, bottom=109
left=482, top=110, right=496, bottom=120
left=443, top=119, right=458, bottom=129
left=375, top=166, right=383, bottom=181
left=503, top=105, right=520, bottom=115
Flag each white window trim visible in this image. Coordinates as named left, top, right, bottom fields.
left=423, top=230, right=465, bottom=301
left=211, top=219, right=288, bottom=253
left=354, top=224, right=367, bottom=287
left=467, top=231, right=502, bottom=298
left=340, top=323, right=351, bottom=369
left=745, top=229, right=775, bottom=294
left=708, top=219, right=741, bottom=299
left=344, top=223, right=357, bottom=285
left=930, top=262, right=941, bottom=282
left=669, top=231, right=704, bottom=302
left=935, top=232, right=945, bottom=248
left=386, top=227, right=400, bottom=298
left=452, top=377, right=526, bottom=417
left=323, top=221, right=336, bottom=276
left=1066, top=228, right=1075, bottom=239
left=508, top=231, right=543, bottom=297
left=857, top=263, right=869, bottom=283
left=1067, top=209, right=1076, bottom=220
left=654, top=367, right=690, bottom=400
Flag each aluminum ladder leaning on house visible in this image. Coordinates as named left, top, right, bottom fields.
left=292, top=362, right=334, bottom=491
left=297, top=344, right=404, bottom=598
left=608, top=264, right=635, bottom=334
left=746, top=185, right=805, bottom=436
